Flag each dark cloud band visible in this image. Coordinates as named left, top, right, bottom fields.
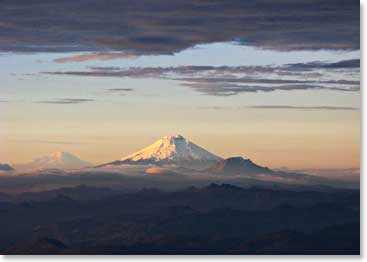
left=0, top=0, right=359, bottom=54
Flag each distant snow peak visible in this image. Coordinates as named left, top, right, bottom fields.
left=15, top=151, right=92, bottom=171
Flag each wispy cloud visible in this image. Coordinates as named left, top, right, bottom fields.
left=181, top=82, right=358, bottom=96
left=44, top=59, right=360, bottom=97
left=198, top=106, right=228, bottom=110
left=9, top=139, right=83, bottom=145
left=287, top=59, right=360, bottom=69
left=0, top=0, right=359, bottom=53
left=182, top=83, right=345, bottom=96
left=106, top=88, right=134, bottom=92
left=245, top=105, right=359, bottom=111
left=36, top=98, right=95, bottom=104
left=54, top=53, right=136, bottom=63
left=45, top=60, right=360, bottom=79
left=178, top=76, right=359, bottom=86
left=199, top=105, right=359, bottom=111
left=90, top=66, right=121, bottom=71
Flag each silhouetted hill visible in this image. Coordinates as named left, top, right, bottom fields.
left=211, top=157, right=272, bottom=175
left=0, top=184, right=359, bottom=254
left=231, top=223, right=359, bottom=255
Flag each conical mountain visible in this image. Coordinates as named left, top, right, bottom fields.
left=99, top=134, right=222, bottom=169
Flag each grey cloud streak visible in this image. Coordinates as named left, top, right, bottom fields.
left=106, top=88, right=134, bottom=92
left=199, top=105, right=358, bottom=111
left=287, top=59, right=360, bottom=69
left=245, top=105, right=359, bottom=111
left=36, top=98, right=95, bottom=104
left=48, top=59, right=360, bottom=79
left=177, top=77, right=359, bottom=86
left=182, top=83, right=357, bottom=96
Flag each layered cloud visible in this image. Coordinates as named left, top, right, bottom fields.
left=44, top=59, right=360, bottom=96
left=0, top=0, right=359, bottom=54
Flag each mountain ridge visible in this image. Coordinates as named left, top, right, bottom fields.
left=210, top=156, right=273, bottom=176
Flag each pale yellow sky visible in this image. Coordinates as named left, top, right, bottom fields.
left=0, top=45, right=360, bottom=169
left=1, top=100, right=359, bottom=169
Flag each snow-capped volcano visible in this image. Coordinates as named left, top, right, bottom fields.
left=14, top=151, right=92, bottom=171
left=99, top=134, right=222, bottom=169
left=122, top=135, right=221, bottom=162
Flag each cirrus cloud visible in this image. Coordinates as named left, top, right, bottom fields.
left=54, top=53, right=136, bottom=63
left=43, top=59, right=360, bottom=97
left=36, top=98, right=95, bottom=104
left=244, top=105, right=359, bottom=111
